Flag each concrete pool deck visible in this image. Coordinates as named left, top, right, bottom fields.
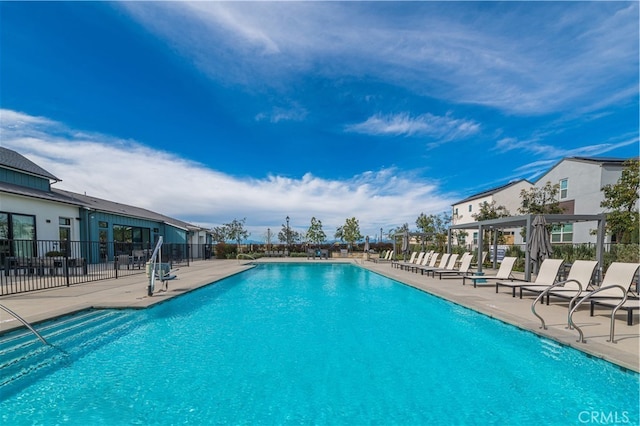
left=0, top=258, right=638, bottom=373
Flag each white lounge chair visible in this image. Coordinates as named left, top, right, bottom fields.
left=433, top=253, right=473, bottom=280
left=408, top=251, right=434, bottom=273
left=376, top=250, right=394, bottom=263
left=540, top=260, right=598, bottom=305
left=577, top=262, right=640, bottom=326
left=418, top=253, right=450, bottom=276
left=426, top=253, right=460, bottom=278
left=496, top=258, right=563, bottom=297
left=394, top=251, right=418, bottom=269
left=399, top=252, right=425, bottom=271
left=529, top=260, right=598, bottom=331
left=462, top=256, right=518, bottom=289
left=568, top=262, right=640, bottom=343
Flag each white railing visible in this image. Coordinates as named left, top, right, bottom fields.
left=147, top=237, right=163, bottom=296
left=0, top=303, right=48, bottom=346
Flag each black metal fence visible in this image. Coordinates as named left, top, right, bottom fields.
left=0, top=239, right=213, bottom=296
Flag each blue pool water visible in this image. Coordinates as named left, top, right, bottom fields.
left=1, top=263, right=638, bottom=425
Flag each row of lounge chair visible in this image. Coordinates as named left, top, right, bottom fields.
left=384, top=250, right=640, bottom=343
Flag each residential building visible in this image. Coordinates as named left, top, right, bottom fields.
left=0, top=147, right=211, bottom=264
left=533, top=156, right=635, bottom=244
left=451, top=156, right=635, bottom=248
left=451, top=179, right=533, bottom=247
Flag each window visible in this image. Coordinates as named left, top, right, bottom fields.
left=468, top=204, right=472, bottom=212
left=551, top=224, right=573, bottom=243
left=59, top=217, right=71, bottom=256
left=99, top=229, right=108, bottom=261
left=473, top=231, right=478, bottom=245
left=0, top=212, right=37, bottom=259
left=454, top=208, right=458, bottom=216
left=560, top=179, right=568, bottom=199
left=98, top=221, right=108, bottom=228
left=113, top=225, right=151, bottom=254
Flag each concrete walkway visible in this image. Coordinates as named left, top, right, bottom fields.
left=0, top=258, right=638, bottom=373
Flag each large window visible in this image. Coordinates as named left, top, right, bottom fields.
left=0, top=212, right=37, bottom=259
left=113, top=225, right=151, bottom=254
left=551, top=224, right=573, bottom=243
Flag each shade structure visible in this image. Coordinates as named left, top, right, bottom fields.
left=529, top=214, right=553, bottom=272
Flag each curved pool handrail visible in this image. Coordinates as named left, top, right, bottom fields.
left=531, top=279, right=582, bottom=330
left=568, top=285, right=627, bottom=344
left=237, top=254, right=256, bottom=263
left=0, top=303, right=48, bottom=346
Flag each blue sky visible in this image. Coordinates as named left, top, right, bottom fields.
left=1, top=1, right=638, bottom=240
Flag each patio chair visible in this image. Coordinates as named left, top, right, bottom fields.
left=521, top=260, right=598, bottom=301
left=407, top=251, right=433, bottom=273
left=567, top=262, right=640, bottom=343
left=376, top=250, right=394, bottom=263
left=394, top=251, right=417, bottom=268
left=573, top=262, right=640, bottom=326
left=426, top=253, right=460, bottom=278
left=495, top=258, right=563, bottom=297
left=399, top=252, right=424, bottom=271
left=433, top=253, right=473, bottom=280
left=462, top=256, right=518, bottom=289
left=417, top=253, right=450, bottom=276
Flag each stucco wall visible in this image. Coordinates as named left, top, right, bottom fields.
left=2, top=193, right=80, bottom=241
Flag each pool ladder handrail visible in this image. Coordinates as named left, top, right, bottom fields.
left=237, top=254, right=256, bottom=264
left=568, top=285, right=628, bottom=344
left=0, top=303, right=49, bottom=346
left=531, top=279, right=583, bottom=331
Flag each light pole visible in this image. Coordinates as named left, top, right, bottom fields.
left=286, top=216, right=290, bottom=255
left=267, top=228, right=271, bottom=254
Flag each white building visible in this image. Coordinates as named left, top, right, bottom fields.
left=533, top=156, right=634, bottom=244
left=451, top=179, right=533, bottom=247
left=450, top=156, right=635, bottom=248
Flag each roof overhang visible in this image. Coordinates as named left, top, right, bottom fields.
left=449, top=214, right=605, bottom=230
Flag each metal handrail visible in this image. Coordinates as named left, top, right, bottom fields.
left=568, top=285, right=628, bottom=344
left=147, top=237, right=164, bottom=296
left=531, top=279, right=583, bottom=330
left=236, top=254, right=256, bottom=263
left=0, top=303, right=48, bottom=346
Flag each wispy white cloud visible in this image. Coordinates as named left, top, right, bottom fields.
left=118, top=2, right=638, bottom=115
left=496, top=134, right=639, bottom=179
left=345, top=112, right=480, bottom=143
left=1, top=109, right=454, bottom=237
left=255, top=105, right=308, bottom=123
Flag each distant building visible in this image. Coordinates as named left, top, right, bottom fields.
left=451, top=156, right=635, bottom=248
left=0, top=147, right=211, bottom=263
left=451, top=179, right=533, bottom=247
left=533, top=156, right=634, bottom=244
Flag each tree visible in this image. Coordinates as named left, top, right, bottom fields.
left=225, top=218, right=250, bottom=252
left=415, top=212, right=450, bottom=251
left=335, top=217, right=363, bottom=250
left=278, top=223, right=299, bottom=247
left=601, top=159, right=639, bottom=243
left=518, top=182, right=563, bottom=215
left=305, top=217, right=326, bottom=247
left=210, top=226, right=228, bottom=244
left=472, top=201, right=511, bottom=246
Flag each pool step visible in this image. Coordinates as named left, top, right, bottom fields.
left=0, top=309, right=137, bottom=393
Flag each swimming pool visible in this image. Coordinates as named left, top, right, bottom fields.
left=1, top=263, right=638, bottom=424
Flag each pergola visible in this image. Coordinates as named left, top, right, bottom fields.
left=448, top=214, right=607, bottom=282
left=392, top=232, right=433, bottom=260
